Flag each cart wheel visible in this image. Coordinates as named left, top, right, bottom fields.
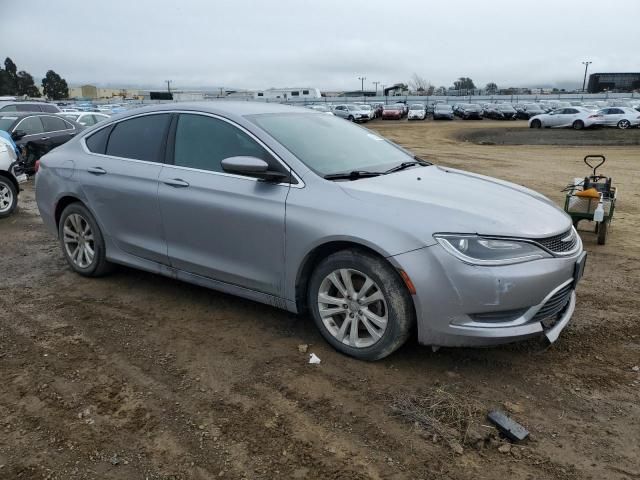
left=597, top=221, right=608, bottom=245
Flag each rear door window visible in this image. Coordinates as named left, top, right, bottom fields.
left=105, top=114, right=171, bottom=162
left=41, top=116, right=70, bottom=132
left=85, top=126, right=111, bottom=154
left=41, top=104, right=60, bottom=113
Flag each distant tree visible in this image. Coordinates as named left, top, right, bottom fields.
left=425, top=85, right=435, bottom=96
left=409, top=73, right=432, bottom=95
left=435, top=86, right=447, bottom=96
left=485, top=82, right=498, bottom=94
left=42, top=70, right=69, bottom=100
left=453, top=77, right=476, bottom=92
left=3, top=57, right=18, bottom=94
left=16, top=70, right=41, bottom=97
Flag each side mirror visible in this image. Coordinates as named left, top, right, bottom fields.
left=12, top=130, right=26, bottom=140
left=221, top=156, right=288, bottom=183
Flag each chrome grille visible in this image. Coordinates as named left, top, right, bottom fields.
left=533, top=284, right=573, bottom=324
left=534, top=229, right=577, bottom=254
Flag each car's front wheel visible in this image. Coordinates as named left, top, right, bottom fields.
left=573, top=120, right=585, bottom=130
left=530, top=119, right=542, bottom=128
left=617, top=119, right=631, bottom=129
left=58, top=203, right=113, bottom=277
left=307, top=249, right=415, bottom=361
left=0, top=176, right=18, bottom=218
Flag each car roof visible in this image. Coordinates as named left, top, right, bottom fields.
left=116, top=101, right=313, bottom=117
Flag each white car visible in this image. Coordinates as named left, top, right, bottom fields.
left=305, top=105, right=334, bottom=115
left=59, top=112, right=110, bottom=127
left=0, top=135, right=28, bottom=217
left=528, top=107, right=600, bottom=130
left=407, top=104, right=427, bottom=120
left=358, top=104, right=376, bottom=120
left=332, top=104, right=370, bottom=122
left=593, top=107, right=640, bottom=129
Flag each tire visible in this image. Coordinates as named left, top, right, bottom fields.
left=307, top=249, right=415, bottom=361
left=0, top=176, right=18, bottom=218
left=573, top=120, right=584, bottom=130
left=597, top=221, right=607, bottom=245
left=530, top=119, right=542, bottom=128
left=617, top=119, right=631, bottom=129
left=347, top=115, right=354, bottom=122
left=58, top=203, right=113, bottom=277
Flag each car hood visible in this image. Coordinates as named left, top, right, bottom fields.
left=339, top=165, right=571, bottom=240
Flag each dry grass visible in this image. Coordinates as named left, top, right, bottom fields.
left=389, top=385, right=485, bottom=450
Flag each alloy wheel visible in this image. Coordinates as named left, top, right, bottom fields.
left=0, top=182, right=13, bottom=213
left=317, top=268, right=388, bottom=348
left=63, top=213, right=95, bottom=268
left=618, top=120, right=630, bottom=129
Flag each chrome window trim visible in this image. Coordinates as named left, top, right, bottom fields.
left=80, top=110, right=305, bottom=189
left=12, top=114, right=76, bottom=136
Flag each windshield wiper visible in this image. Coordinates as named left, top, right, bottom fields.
left=324, top=170, right=384, bottom=181
left=384, top=158, right=431, bottom=174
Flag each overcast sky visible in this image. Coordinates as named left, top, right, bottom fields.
left=2, top=0, right=639, bottom=92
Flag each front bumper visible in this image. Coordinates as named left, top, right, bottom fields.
left=391, top=244, right=583, bottom=347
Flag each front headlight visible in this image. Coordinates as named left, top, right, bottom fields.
left=433, top=234, right=550, bottom=266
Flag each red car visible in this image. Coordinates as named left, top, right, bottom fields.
left=382, top=105, right=402, bottom=120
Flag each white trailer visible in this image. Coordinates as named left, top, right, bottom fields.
left=254, top=88, right=321, bottom=100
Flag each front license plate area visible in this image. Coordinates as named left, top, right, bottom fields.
left=573, top=252, right=587, bottom=289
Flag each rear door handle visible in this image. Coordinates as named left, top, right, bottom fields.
left=88, top=166, right=107, bottom=175
left=163, top=178, right=190, bottom=188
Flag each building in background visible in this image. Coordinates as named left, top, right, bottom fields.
left=253, top=87, right=321, bottom=100
left=68, top=85, right=142, bottom=100
left=587, top=73, right=640, bottom=93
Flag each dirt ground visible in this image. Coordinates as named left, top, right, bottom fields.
left=1, top=119, right=639, bottom=480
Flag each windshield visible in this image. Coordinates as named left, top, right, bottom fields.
left=62, top=113, right=80, bottom=120
left=409, top=104, right=424, bottom=110
left=435, top=105, right=450, bottom=110
left=498, top=105, right=514, bottom=110
left=383, top=106, right=399, bottom=110
left=0, top=117, right=17, bottom=132
left=248, top=113, right=413, bottom=176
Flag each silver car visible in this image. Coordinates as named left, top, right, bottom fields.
left=332, top=104, right=370, bottom=122
left=35, top=102, right=586, bottom=360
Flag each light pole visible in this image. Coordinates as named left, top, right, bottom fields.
left=581, top=61, right=592, bottom=93
left=358, top=75, right=366, bottom=100
left=166, top=80, right=172, bottom=94
left=372, top=81, right=380, bottom=96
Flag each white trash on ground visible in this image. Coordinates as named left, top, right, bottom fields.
left=309, top=353, right=321, bottom=364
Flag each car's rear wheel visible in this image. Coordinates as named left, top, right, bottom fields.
left=307, top=249, right=415, bottom=361
left=59, top=203, right=113, bottom=277
left=0, top=177, right=18, bottom=218
left=617, top=119, right=631, bottom=129
left=573, top=120, right=584, bottom=130
left=530, top=119, right=542, bottom=128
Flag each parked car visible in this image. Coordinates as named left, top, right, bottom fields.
left=0, top=132, right=28, bottom=217
left=332, top=104, right=370, bottom=122
left=0, top=101, right=61, bottom=113
left=484, top=103, right=517, bottom=120
left=358, top=104, right=376, bottom=120
left=35, top=102, right=585, bottom=360
left=382, top=105, right=403, bottom=120
left=593, top=107, right=640, bottom=129
left=432, top=104, right=454, bottom=120
left=407, top=104, right=427, bottom=120
left=371, top=103, right=384, bottom=118
left=60, top=112, right=111, bottom=127
left=0, top=112, right=82, bottom=174
left=394, top=102, right=408, bottom=117
left=454, top=103, right=483, bottom=120
left=528, top=107, right=600, bottom=130
left=515, top=103, right=546, bottom=120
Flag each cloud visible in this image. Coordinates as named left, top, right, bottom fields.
left=2, top=0, right=638, bottom=91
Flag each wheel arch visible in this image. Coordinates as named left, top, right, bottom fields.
left=0, top=170, right=19, bottom=194
left=294, top=239, right=401, bottom=314
left=54, top=195, right=84, bottom=228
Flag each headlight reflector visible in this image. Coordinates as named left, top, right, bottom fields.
left=434, top=234, right=550, bottom=265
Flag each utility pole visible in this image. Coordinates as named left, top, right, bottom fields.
left=372, top=81, right=380, bottom=96
left=166, top=80, right=172, bottom=94
left=357, top=75, right=366, bottom=100
left=581, top=61, right=592, bottom=93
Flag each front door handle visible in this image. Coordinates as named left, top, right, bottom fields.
left=40, top=137, right=50, bottom=141
left=88, top=166, right=107, bottom=175
left=163, top=178, right=190, bottom=188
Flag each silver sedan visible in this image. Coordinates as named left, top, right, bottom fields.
left=35, top=102, right=586, bottom=360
